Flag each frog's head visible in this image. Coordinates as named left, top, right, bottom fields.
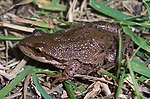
left=19, top=30, right=61, bottom=65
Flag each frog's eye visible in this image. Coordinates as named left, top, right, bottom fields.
left=34, top=47, right=44, bottom=54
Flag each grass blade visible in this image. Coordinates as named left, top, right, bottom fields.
left=0, top=36, right=23, bottom=41
left=122, top=26, right=150, bottom=53
left=32, top=74, right=52, bottom=99
left=116, top=32, right=123, bottom=77
left=89, top=0, right=130, bottom=20
left=116, top=69, right=126, bottom=99
left=130, top=58, right=150, bottom=78
left=127, top=56, right=141, bottom=99
left=64, top=80, right=76, bottom=99
left=0, top=65, right=35, bottom=98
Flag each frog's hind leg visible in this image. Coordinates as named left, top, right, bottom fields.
left=52, top=60, right=81, bottom=84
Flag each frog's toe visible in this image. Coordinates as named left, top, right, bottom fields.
left=52, top=72, right=70, bottom=85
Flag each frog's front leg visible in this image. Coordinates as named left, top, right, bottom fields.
left=63, top=60, right=81, bottom=78
left=54, top=60, right=81, bottom=83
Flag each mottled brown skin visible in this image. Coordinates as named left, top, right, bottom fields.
left=19, top=21, right=133, bottom=80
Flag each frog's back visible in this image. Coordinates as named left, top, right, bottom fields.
left=47, top=22, right=118, bottom=65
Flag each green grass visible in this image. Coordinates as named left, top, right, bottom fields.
left=90, top=0, right=150, bottom=98
left=32, top=74, right=52, bottom=99
left=0, top=36, right=23, bottom=41
left=0, top=65, right=35, bottom=98
left=33, top=0, right=67, bottom=11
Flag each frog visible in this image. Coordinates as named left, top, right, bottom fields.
left=19, top=21, right=133, bottom=81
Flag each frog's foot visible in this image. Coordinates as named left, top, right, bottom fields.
left=52, top=60, right=80, bottom=85
left=51, top=72, right=69, bottom=86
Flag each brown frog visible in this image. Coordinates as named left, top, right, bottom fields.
left=19, top=21, right=133, bottom=80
